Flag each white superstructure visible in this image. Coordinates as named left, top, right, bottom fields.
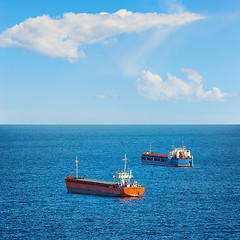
left=168, top=146, right=193, bottom=159
left=112, top=154, right=138, bottom=187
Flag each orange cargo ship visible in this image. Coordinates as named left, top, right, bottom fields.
left=65, top=155, right=145, bottom=197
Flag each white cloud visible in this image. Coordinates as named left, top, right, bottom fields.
left=137, top=69, right=231, bottom=102
left=0, top=9, right=204, bottom=62
left=96, top=88, right=119, bottom=99
left=96, top=94, right=108, bottom=99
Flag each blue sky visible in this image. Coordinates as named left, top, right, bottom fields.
left=0, top=0, right=240, bottom=124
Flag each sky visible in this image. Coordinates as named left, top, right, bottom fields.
left=0, top=0, right=240, bottom=124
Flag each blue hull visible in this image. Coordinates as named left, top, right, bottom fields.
left=142, top=159, right=194, bottom=167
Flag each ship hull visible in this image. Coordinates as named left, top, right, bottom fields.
left=142, top=154, right=194, bottom=167
left=142, top=160, right=173, bottom=167
left=142, top=160, right=194, bottom=167
left=65, top=178, right=145, bottom=197
left=66, top=186, right=123, bottom=197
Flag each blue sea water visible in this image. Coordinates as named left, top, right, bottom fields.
left=0, top=125, right=239, bottom=239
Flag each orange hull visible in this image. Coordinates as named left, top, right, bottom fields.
left=124, top=186, right=145, bottom=197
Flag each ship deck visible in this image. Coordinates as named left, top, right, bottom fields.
left=142, top=152, right=168, bottom=158
left=70, top=178, right=116, bottom=185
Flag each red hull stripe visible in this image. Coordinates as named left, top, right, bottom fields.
left=142, top=153, right=168, bottom=158
left=66, top=181, right=122, bottom=194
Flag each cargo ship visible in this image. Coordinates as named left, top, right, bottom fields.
left=65, top=155, right=145, bottom=197
left=142, top=143, right=194, bottom=167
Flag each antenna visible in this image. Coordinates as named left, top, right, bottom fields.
left=149, top=142, right=152, bottom=154
left=125, top=137, right=129, bottom=156
left=123, top=154, right=129, bottom=173
left=76, top=156, right=78, bottom=178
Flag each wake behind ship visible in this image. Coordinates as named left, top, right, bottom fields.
left=65, top=155, right=145, bottom=197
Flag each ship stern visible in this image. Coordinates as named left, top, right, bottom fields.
left=124, top=186, right=145, bottom=197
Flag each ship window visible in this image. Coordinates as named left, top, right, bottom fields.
left=147, top=157, right=153, bottom=160
left=161, top=159, right=166, bottom=162
left=154, top=158, right=160, bottom=161
left=142, top=156, right=146, bottom=160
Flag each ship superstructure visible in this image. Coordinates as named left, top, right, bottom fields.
left=65, top=155, right=145, bottom=197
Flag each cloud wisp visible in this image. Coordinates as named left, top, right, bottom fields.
left=96, top=94, right=109, bottom=99
left=137, top=69, right=231, bottom=102
left=0, top=9, right=204, bottom=62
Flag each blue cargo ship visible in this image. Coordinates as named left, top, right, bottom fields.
left=142, top=143, right=194, bottom=167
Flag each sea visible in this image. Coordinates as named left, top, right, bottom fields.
left=0, top=125, right=239, bottom=239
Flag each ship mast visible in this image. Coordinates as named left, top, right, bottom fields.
left=76, top=156, right=78, bottom=178
left=113, top=154, right=133, bottom=186
left=122, top=154, right=131, bottom=186
left=149, top=142, right=152, bottom=154
left=123, top=153, right=128, bottom=173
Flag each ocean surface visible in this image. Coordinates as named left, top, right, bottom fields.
left=0, top=125, right=239, bottom=239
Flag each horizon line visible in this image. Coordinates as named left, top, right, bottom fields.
left=0, top=123, right=239, bottom=126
